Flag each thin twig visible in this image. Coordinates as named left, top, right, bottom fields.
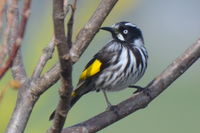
left=3, top=0, right=17, bottom=49
left=7, top=0, right=27, bottom=84
left=49, top=0, right=73, bottom=132
left=66, top=0, right=77, bottom=48
left=0, top=0, right=32, bottom=80
left=11, top=49, right=27, bottom=84
left=32, top=37, right=55, bottom=79
left=0, top=0, right=16, bottom=68
left=63, top=0, right=69, bottom=16
left=62, top=39, right=200, bottom=133
left=31, top=63, right=60, bottom=96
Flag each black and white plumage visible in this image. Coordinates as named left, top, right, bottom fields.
left=71, top=21, right=148, bottom=106
left=49, top=21, right=148, bottom=120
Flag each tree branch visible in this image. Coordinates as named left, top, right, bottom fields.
left=0, top=0, right=16, bottom=75
left=32, top=37, right=55, bottom=80
left=32, top=63, right=60, bottom=95
left=7, top=0, right=27, bottom=84
left=66, top=0, right=77, bottom=48
left=5, top=64, right=61, bottom=133
left=49, top=0, right=73, bottom=132
left=0, top=0, right=31, bottom=80
left=5, top=1, right=33, bottom=133
left=62, top=39, right=200, bottom=133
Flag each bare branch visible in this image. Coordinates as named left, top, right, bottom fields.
left=3, top=0, right=17, bottom=49
left=66, top=0, right=77, bottom=48
left=0, top=0, right=16, bottom=70
left=70, top=0, right=118, bottom=63
left=1, top=0, right=27, bottom=85
left=5, top=64, right=60, bottom=133
left=7, top=0, right=27, bottom=84
left=32, top=63, right=60, bottom=96
left=0, top=0, right=31, bottom=80
left=5, top=38, right=59, bottom=133
left=11, top=49, right=27, bottom=84
left=62, top=39, right=200, bottom=133
left=5, top=85, right=39, bottom=133
left=32, top=37, right=55, bottom=80
left=4, top=1, right=33, bottom=133
left=49, top=0, right=73, bottom=132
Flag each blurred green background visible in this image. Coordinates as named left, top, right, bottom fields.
left=1, top=0, right=200, bottom=132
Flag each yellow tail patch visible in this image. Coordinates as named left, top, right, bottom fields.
left=80, top=59, right=102, bottom=80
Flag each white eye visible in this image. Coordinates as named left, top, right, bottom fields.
left=123, top=29, right=128, bottom=34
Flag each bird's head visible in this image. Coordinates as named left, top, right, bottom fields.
left=100, top=21, right=144, bottom=45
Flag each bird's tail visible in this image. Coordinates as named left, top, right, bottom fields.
left=49, top=83, right=91, bottom=121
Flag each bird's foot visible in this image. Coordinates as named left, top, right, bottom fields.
left=106, top=104, right=119, bottom=116
left=142, top=87, right=152, bottom=99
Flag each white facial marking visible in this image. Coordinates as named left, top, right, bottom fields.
left=134, top=39, right=144, bottom=47
left=117, top=33, right=125, bottom=41
left=123, top=29, right=128, bottom=34
left=125, top=23, right=136, bottom=27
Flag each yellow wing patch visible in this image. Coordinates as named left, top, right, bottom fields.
left=79, top=59, right=102, bottom=80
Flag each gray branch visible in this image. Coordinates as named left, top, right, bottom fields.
left=48, top=0, right=73, bottom=132
left=62, top=39, right=200, bottom=133
left=8, top=5, right=27, bottom=85
left=32, top=37, right=55, bottom=80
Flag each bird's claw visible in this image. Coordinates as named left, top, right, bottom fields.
left=106, top=104, right=119, bottom=116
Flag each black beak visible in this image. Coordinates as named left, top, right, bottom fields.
left=100, top=27, right=115, bottom=33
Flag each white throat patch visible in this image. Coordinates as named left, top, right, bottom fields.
left=134, top=39, right=144, bottom=47
left=117, top=33, right=125, bottom=41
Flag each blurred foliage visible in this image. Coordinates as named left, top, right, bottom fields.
left=0, top=0, right=200, bottom=133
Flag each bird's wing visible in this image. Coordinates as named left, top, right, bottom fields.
left=71, top=41, right=120, bottom=106
left=78, top=41, right=119, bottom=84
left=79, top=58, right=103, bottom=81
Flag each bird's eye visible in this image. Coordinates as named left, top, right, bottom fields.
left=123, top=29, right=128, bottom=34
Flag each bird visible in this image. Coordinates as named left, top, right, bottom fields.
left=49, top=21, right=148, bottom=120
